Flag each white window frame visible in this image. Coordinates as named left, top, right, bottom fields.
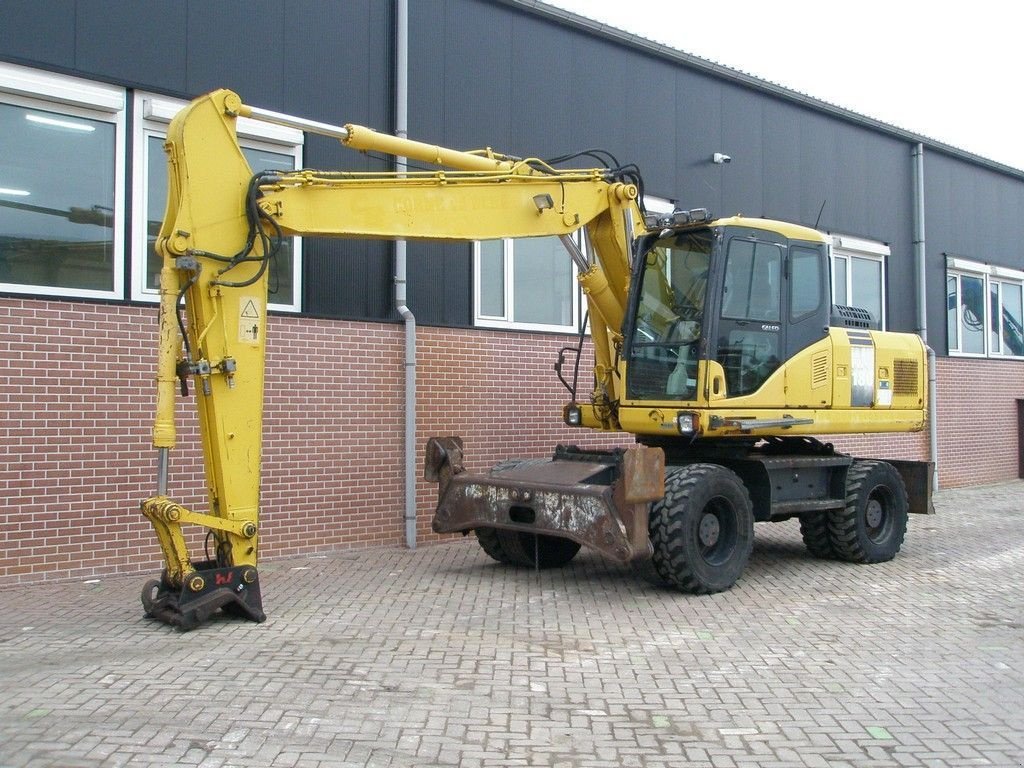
left=829, top=234, right=888, bottom=329
left=131, top=93, right=305, bottom=311
left=947, top=256, right=1024, bottom=359
left=0, top=63, right=126, bottom=299
left=473, top=236, right=583, bottom=333
left=472, top=196, right=666, bottom=334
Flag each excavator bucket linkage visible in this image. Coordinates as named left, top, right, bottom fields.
left=141, top=562, right=266, bottom=632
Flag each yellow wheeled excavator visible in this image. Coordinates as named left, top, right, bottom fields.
left=142, top=89, right=931, bottom=629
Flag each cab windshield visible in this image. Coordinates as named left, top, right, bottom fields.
left=626, top=229, right=712, bottom=400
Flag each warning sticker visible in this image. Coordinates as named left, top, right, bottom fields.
left=239, top=296, right=262, bottom=343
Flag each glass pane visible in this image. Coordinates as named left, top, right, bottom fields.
left=850, top=256, right=882, bottom=327
left=478, top=239, right=504, bottom=317
left=146, top=134, right=167, bottom=290
left=959, top=274, right=985, bottom=354
left=946, top=275, right=958, bottom=351
left=145, top=142, right=297, bottom=305
left=627, top=231, right=712, bottom=401
left=721, top=239, right=781, bottom=321
left=990, top=281, right=1001, bottom=354
left=790, top=246, right=823, bottom=320
left=1000, top=282, right=1024, bottom=356
left=834, top=256, right=848, bottom=306
left=512, top=236, right=572, bottom=326
left=0, top=103, right=116, bottom=291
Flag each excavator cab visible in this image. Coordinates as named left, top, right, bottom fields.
left=624, top=215, right=831, bottom=410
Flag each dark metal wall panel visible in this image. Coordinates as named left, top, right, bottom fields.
left=183, top=2, right=286, bottom=101
left=76, top=2, right=185, bottom=92
left=0, top=0, right=76, bottom=70
left=673, top=67, right=724, bottom=213
left=719, top=82, right=765, bottom=219
left=406, top=242, right=472, bottom=326
left=923, top=151, right=1024, bottom=348
left=302, top=239, right=393, bottom=321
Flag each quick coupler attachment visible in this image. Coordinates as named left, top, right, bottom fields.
left=141, top=560, right=266, bottom=631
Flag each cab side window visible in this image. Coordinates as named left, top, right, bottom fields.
left=790, top=246, right=825, bottom=321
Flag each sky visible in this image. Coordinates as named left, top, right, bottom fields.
left=544, top=0, right=1024, bottom=172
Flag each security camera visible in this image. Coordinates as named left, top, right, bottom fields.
left=713, top=153, right=731, bottom=164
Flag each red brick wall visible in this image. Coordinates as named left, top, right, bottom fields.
left=2, top=299, right=1021, bottom=584
left=0, top=299, right=624, bottom=585
left=932, top=356, right=1023, bottom=487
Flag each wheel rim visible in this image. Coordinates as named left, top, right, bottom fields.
left=697, top=496, right=738, bottom=566
left=865, top=485, right=894, bottom=542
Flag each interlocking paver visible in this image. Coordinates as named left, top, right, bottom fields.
left=2, top=481, right=1023, bottom=767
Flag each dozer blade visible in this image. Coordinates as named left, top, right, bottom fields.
left=426, top=438, right=664, bottom=564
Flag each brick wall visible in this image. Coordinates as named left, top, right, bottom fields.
left=2, top=299, right=1021, bottom=585
left=0, top=299, right=624, bottom=585
left=932, top=356, right=1023, bottom=487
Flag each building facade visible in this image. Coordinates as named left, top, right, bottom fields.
left=2, top=0, right=1022, bottom=584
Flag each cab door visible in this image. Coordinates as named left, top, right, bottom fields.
left=713, top=234, right=786, bottom=401
left=709, top=232, right=829, bottom=404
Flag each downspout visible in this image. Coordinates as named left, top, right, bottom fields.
left=395, top=0, right=417, bottom=548
left=913, top=142, right=939, bottom=492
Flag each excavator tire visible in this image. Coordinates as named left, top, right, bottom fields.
left=474, top=527, right=513, bottom=564
left=829, top=459, right=908, bottom=563
left=799, top=513, right=836, bottom=559
left=650, top=463, right=754, bottom=593
left=495, top=530, right=582, bottom=569
left=632, top=554, right=672, bottom=587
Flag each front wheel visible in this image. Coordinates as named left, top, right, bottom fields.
left=496, top=530, right=581, bottom=569
left=649, top=463, right=754, bottom=593
left=829, top=460, right=908, bottom=563
left=474, top=527, right=513, bottom=564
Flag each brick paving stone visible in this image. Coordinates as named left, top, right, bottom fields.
left=1, top=481, right=1023, bottom=767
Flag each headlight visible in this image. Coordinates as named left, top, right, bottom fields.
left=564, top=403, right=583, bottom=427
left=676, top=411, right=698, bottom=435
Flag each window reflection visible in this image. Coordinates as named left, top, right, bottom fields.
left=0, top=103, right=115, bottom=291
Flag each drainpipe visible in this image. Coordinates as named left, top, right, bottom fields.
left=913, top=143, right=939, bottom=492
left=393, top=0, right=417, bottom=548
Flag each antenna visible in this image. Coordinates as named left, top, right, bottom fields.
left=814, top=199, right=827, bottom=230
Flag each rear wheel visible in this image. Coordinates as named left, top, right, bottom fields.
left=829, top=460, right=908, bottom=563
left=496, top=530, right=581, bottom=569
left=799, top=513, right=835, bottom=559
left=650, top=463, right=754, bottom=593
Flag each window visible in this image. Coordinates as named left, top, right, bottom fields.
left=790, top=246, right=825, bottom=321
left=0, top=63, right=125, bottom=298
left=474, top=196, right=661, bottom=333
left=131, top=94, right=304, bottom=311
left=830, top=234, right=887, bottom=329
left=947, top=257, right=1024, bottom=358
left=721, top=239, right=782, bottom=321
left=474, top=235, right=581, bottom=332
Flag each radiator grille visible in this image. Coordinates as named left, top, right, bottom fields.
left=893, top=358, right=919, bottom=395
left=811, top=352, right=830, bottom=389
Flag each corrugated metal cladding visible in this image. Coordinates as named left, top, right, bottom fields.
left=3, top=0, right=1024, bottom=334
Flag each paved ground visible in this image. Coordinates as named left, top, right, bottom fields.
left=1, top=482, right=1022, bottom=768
